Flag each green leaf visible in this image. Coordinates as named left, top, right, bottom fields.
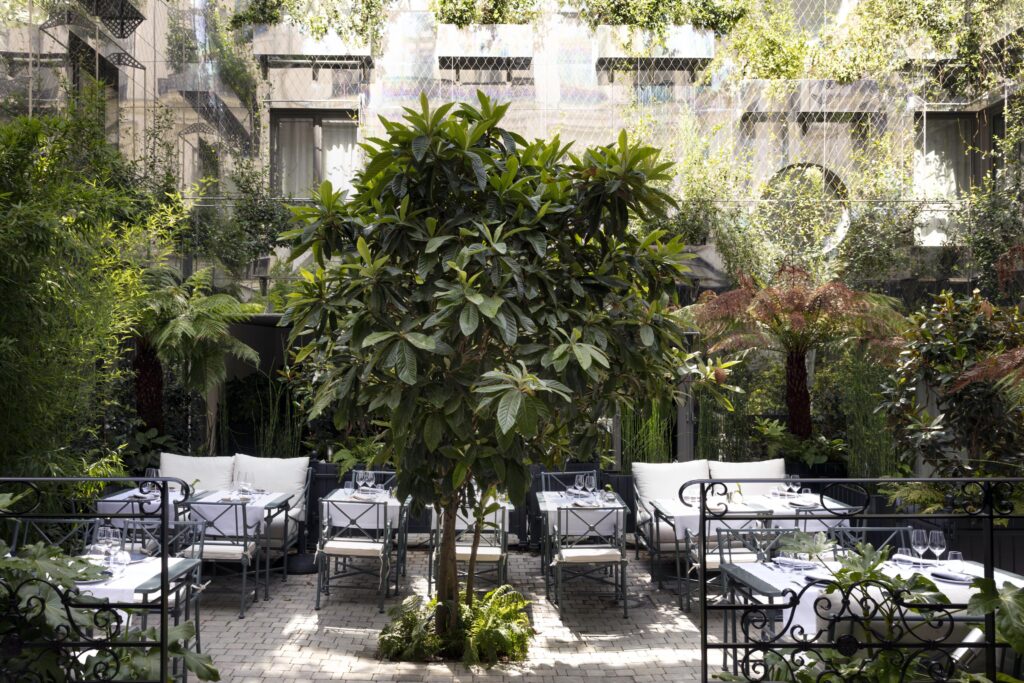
left=639, top=325, right=655, bottom=347
left=425, top=235, right=453, bottom=253
left=496, top=308, right=518, bottom=345
left=411, top=135, right=429, bottom=161
left=478, top=296, right=503, bottom=319
left=362, top=331, right=396, bottom=348
left=396, top=342, right=417, bottom=385
left=459, top=304, right=480, bottom=336
left=572, top=343, right=592, bottom=370
left=452, top=461, right=469, bottom=488
left=405, top=333, right=436, bottom=351
left=496, top=390, right=522, bottom=434
left=424, top=414, right=443, bottom=452
left=970, top=579, right=1024, bottom=655
left=356, top=236, right=372, bottom=264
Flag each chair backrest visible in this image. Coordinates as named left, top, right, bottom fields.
left=11, top=517, right=98, bottom=555
left=715, top=527, right=800, bottom=563
left=187, top=501, right=257, bottom=541
left=321, top=499, right=389, bottom=542
left=828, top=525, right=913, bottom=552
left=555, top=506, right=623, bottom=546
left=439, top=506, right=507, bottom=548
left=167, top=519, right=208, bottom=559
left=541, top=470, right=596, bottom=493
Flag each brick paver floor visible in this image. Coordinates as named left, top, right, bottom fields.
left=198, top=543, right=716, bottom=682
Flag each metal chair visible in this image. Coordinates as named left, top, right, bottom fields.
left=185, top=500, right=265, bottom=618
left=827, top=525, right=914, bottom=554
left=345, top=470, right=407, bottom=576
left=549, top=505, right=628, bottom=619
left=10, top=516, right=99, bottom=555
left=316, top=497, right=393, bottom=612
left=427, top=504, right=509, bottom=593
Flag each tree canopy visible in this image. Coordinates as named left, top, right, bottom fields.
left=284, top=92, right=720, bottom=635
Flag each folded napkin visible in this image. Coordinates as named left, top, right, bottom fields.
left=931, top=570, right=974, bottom=584
left=891, top=554, right=939, bottom=566
left=789, top=499, right=819, bottom=509
left=572, top=499, right=601, bottom=507
left=219, top=495, right=252, bottom=503
left=350, top=491, right=383, bottom=502
left=774, top=557, right=817, bottom=569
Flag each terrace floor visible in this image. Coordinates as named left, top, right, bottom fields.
left=199, top=543, right=713, bottom=682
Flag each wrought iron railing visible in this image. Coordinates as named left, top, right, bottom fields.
left=0, top=476, right=194, bottom=683
left=690, top=477, right=1024, bottom=682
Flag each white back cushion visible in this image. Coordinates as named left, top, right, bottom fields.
left=159, top=452, right=235, bottom=491
left=708, top=458, right=787, bottom=496
left=234, top=453, right=310, bottom=518
left=632, top=460, right=711, bottom=508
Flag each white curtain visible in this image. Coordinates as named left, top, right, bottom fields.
left=322, top=120, right=358, bottom=195
left=277, top=118, right=314, bottom=197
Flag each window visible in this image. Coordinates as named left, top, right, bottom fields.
left=438, top=57, right=533, bottom=85
left=596, top=58, right=702, bottom=104
left=914, top=112, right=977, bottom=200
left=271, top=110, right=359, bottom=197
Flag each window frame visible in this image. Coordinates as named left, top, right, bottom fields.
left=270, top=108, right=358, bottom=197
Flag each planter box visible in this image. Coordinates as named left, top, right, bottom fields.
left=435, top=24, right=534, bottom=59
left=594, top=25, right=714, bottom=61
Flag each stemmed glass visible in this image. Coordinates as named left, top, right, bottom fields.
left=787, top=476, right=801, bottom=495
left=911, top=529, right=929, bottom=567
left=584, top=473, right=597, bottom=498
left=928, top=530, right=946, bottom=563
left=574, top=474, right=585, bottom=496
left=95, top=526, right=122, bottom=568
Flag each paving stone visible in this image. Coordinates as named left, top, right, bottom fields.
left=198, top=546, right=716, bottom=681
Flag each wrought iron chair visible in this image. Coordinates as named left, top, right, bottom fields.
left=827, top=525, right=914, bottom=554
left=10, top=516, right=99, bottom=555
left=537, top=470, right=598, bottom=573
left=185, top=500, right=265, bottom=618
left=549, top=504, right=628, bottom=618
left=345, top=469, right=408, bottom=578
left=316, top=497, right=393, bottom=612
left=427, top=504, right=509, bottom=593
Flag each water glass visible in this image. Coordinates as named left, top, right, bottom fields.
left=238, top=472, right=253, bottom=495
left=928, top=530, right=946, bottom=562
left=911, top=529, right=928, bottom=566
left=895, top=547, right=913, bottom=566
left=343, top=480, right=354, bottom=496
left=947, top=551, right=964, bottom=572
left=111, top=549, right=131, bottom=576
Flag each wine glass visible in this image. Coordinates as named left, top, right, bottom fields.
left=112, top=548, right=131, bottom=576
left=947, top=551, right=964, bottom=573
left=574, top=474, right=585, bottom=496
left=787, top=477, right=801, bottom=495
left=911, top=529, right=928, bottom=567
left=365, top=471, right=377, bottom=490
left=928, top=530, right=946, bottom=562
left=585, top=473, right=597, bottom=497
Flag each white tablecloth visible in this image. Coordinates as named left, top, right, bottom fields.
left=188, top=490, right=287, bottom=535
left=735, top=560, right=1024, bottom=638
left=537, top=491, right=625, bottom=533
left=75, top=557, right=188, bottom=604
left=323, top=489, right=403, bottom=528
left=97, top=488, right=187, bottom=527
left=651, top=494, right=849, bottom=541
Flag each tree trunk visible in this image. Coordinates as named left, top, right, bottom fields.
left=133, top=337, right=164, bottom=432
left=464, top=492, right=488, bottom=609
left=785, top=350, right=812, bottom=439
left=434, top=495, right=460, bottom=636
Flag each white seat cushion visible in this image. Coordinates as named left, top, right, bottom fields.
left=323, top=539, right=383, bottom=558
left=708, top=458, right=786, bottom=497
left=234, top=454, right=310, bottom=521
left=160, top=453, right=235, bottom=492
left=455, top=545, right=503, bottom=562
left=190, top=541, right=256, bottom=561
left=557, top=547, right=624, bottom=563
